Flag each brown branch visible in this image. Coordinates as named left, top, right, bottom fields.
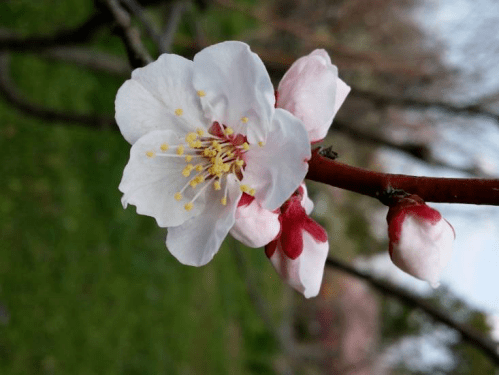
left=100, top=0, right=153, bottom=69
left=325, top=257, right=499, bottom=366
left=0, top=53, right=115, bottom=129
left=306, top=148, right=499, bottom=206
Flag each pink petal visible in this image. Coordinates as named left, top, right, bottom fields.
left=230, top=198, right=281, bottom=248
left=277, top=49, right=350, bottom=142
left=268, top=231, right=329, bottom=298
left=387, top=199, right=455, bottom=287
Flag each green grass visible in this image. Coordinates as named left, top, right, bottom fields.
left=0, top=1, right=282, bottom=373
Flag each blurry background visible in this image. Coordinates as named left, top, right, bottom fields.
left=1, top=0, right=499, bottom=373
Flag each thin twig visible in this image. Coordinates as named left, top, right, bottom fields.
left=120, top=0, right=163, bottom=47
left=325, top=257, right=499, bottom=366
left=0, top=53, right=115, bottom=128
left=160, top=1, right=187, bottom=53
left=101, top=0, right=153, bottom=69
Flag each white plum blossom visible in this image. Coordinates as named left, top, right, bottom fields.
left=231, top=49, right=350, bottom=297
left=116, top=41, right=311, bottom=266
left=387, top=195, right=455, bottom=287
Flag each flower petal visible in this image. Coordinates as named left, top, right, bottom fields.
left=166, top=175, right=242, bottom=266
left=299, top=182, right=314, bottom=215
left=277, top=49, right=350, bottom=142
left=119, top=130, right=207, bottom=227
left=389, top=207, right=455, bottom=287
left=193, top=41, right=275, bottom=144
left=242, top=108, right=311, bottom=211
left=116, top=54, right=205, bottom=144
left=230, top=199, right=281, bottom=248
left=268, top=231, right=329, bottom=298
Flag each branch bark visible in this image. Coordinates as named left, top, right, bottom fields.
left=306, top=148, right=499, bottom=206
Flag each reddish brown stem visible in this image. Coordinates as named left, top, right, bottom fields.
left=306, top=148, right=499, bottom=206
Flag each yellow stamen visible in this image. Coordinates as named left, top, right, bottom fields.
left=224, top=127, right=234, bottom=135
left=182, top=164, right=194, bottom=177
left=220, top=197, right=227, bottom=206
left=214, top=181, right=221, bottom=190
left=235, top=159, right=244, bottom=167
left=197, top=90, right=206, bottom=97
left=160, top=143, right=169, bottom=151
left=196, top=128, right=205, bottom=136
left=185, top=155, right=193, bottom=162
left=175, top=108, right=183, bottom=116
left=184, top=202, right=193, bottom=211
left=241, top=116, right=249, bottom=123
left=176, top=145, right=184, bottom=155
left=195, top=164, right=203, bottom=172
left=242, top=142, right=250, bottom=151
left=258, top=141, right=265, bottom=147
left=190, top=179, right=198, bottom=188
left=174, top=192, right=182, bottom=201
left=145, top=151, right=155, bottom=158
left=249, top=188, right=256, bottom=196
left=240, top=185, right=249, bottom=193
left=186, top=132, right=197, bottom=143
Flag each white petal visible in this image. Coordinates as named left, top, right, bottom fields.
left=119, top=130, right=207, bottom=227
left=116, top=54, right=205, bottom=144
left=116, top=80, right=174, bottom=144
left=299, top=182, right=314, bottom=215
left=277, top=49, right=350, bottom=142
left=166, top=175, right=242, bottom=266
left=269, top=231, right=329, bottom=298
left=230, top=200, right=280, bottom=248
left=242, top=108, right=311, bottom=211
left=391, top=214, right=455, bottom=287
left=193, top=41, right=275, bottom=144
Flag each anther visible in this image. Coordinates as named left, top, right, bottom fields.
left=235, top=159, right=244, bottom=167
left=249, top=188, right=256, bottom=196
left=241, top=117, right=249, bottom=123
left=174, top=192, right=182, bottom=201
left=175, top=108, right=183, bottom=116
left=176, top=145, right=184, bottom=155
left=184, top=202, right=194, bottom=211
left=258, top=141, right=265, bottom=147
left=186, top=132, right=197, bottom=143
left=240, top=185, right=249, bottom=193
left=242, top=142, right=250, bottom=151
left=185, top=155, right=193, bottom=162
left=224, top=127, right=234, bottom=135
left=160, top=143, right=169, bottom=151
left=196, top=128, right=205, bottom=136
left=146, top=151, right=155, bottom=158
left=220, top=197, right=227, bottom=206
left=197, top=90, right=206, bottom=97
left=195, top=164, right=203, bottom=172
left=182, top=164, right=194, bottom=177
left=214, top=181, right=221, bottom=190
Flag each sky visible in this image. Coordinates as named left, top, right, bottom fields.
left=390, top=0, right=499, bottom=339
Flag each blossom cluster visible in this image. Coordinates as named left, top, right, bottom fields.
left=116, top=41, right=455, bottom=297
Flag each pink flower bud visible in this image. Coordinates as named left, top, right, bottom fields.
left=387, top=195, right=455, bottom=287
left=276, top=49, right=350, bottom=143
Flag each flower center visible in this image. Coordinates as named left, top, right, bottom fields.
left=145, top=123, right=256, bottom=211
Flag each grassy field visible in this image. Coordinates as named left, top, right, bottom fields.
left=0, top=1, right=284, bottom=373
